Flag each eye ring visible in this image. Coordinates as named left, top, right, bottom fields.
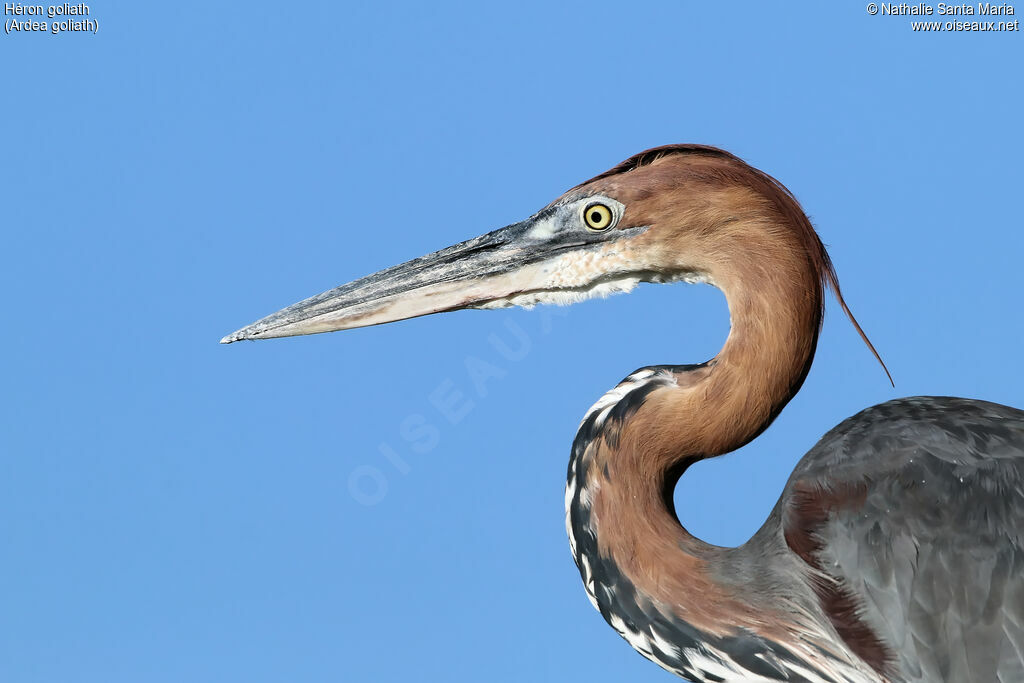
left=583, top=203, right=613, bottom=231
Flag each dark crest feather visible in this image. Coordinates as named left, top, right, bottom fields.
left=581, top=144, right=893, bottom=387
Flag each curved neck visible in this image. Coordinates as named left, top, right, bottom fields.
left=564, top=219, right=866, bottom=679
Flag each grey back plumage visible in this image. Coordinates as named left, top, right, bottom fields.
left=782, top=397, right=1024, bottom=682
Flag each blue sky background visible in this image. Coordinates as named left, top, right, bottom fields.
left=3, top=3, right=1022, bottom=682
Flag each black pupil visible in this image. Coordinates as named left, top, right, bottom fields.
left=590, top=211, right=602, bottom=224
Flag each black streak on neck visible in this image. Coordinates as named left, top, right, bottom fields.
left=566, top=365, right=832, bottom=682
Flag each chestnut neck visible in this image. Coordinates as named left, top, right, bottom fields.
left=566, top=209, right=829, bottom=649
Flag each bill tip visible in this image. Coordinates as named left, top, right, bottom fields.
left=220, top=329, right=249, bottom=344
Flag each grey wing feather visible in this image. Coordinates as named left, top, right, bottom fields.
left=786, top=396, right=1024, bottom=682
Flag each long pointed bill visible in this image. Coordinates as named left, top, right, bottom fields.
left=221, top=202, right=650, bottom=344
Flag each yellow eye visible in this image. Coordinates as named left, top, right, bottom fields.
left=583, top=203, right=613, bottom=231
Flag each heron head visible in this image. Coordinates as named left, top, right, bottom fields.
left=220, top=145, right=822, bottom=343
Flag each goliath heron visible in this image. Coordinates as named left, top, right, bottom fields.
left=222, top=146, right=1024, bottom=682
